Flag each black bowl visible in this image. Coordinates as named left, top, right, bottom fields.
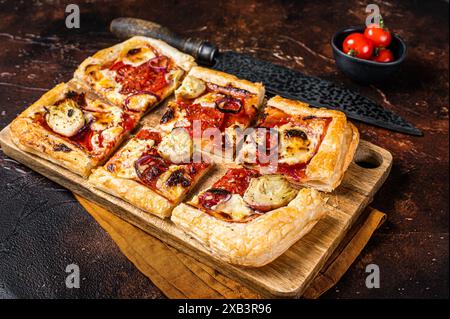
left=331, top=26, right=407, bottom=84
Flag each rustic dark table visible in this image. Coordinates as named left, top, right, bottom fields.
left=0, top=0, right=448, bottom=299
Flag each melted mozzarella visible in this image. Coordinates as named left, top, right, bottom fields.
left=126, top=94, right=157, bottom=112
left=90, top=107, right=123, bottom=131
left=243, top=175, right=297, bottom=210
left=278, top=123, right=316, bottom=165
left=157, top=128, right=193, bottom=163
left=45, top=100, right=85, bottom=137
left=159, top=108, right=190, bottom=133
left=91, top=126, right=125, bottom=151
left=175, top=76, right=206, bottom=99
left=122, top=47, right=157, bottom=67
left=113, top=138, right=155, bottom=179
left=193, top=92, right=224, bottom=108
left=212, top=194, right=254, bottom=221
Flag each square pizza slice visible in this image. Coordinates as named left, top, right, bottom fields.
left=74, top=36, right=196, bottom=114
left=239, top=96, right=360, bottom=192
left=89, top=127, right=212, bottom=218
left=9, top=81, right=140, bottom=177
left=172, top=167, right=327, bottom=267
left=158, top=66, right=265, bottom=157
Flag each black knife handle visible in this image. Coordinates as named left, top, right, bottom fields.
left=110, top=17, right=217, bottom=65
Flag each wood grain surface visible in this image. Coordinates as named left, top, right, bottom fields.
left=0, top=124, right=392, bottom=297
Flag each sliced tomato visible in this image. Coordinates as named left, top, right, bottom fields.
left=259, top=107, right=291, bottom=128
left=112, top=60, right=168, bottom=95
left=121, top=112, right=137, bottom=132
left=184, top=103, right=225, bottom=133
left=276, top=163, right=307, bottom=182
left=212, top=168, right=259, bottom=196
left=135, top=129, right=161, bottom=142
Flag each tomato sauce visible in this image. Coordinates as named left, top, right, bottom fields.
left=110, top=57, right=169, bottom=95
left=33, top=113, right=94, bottom=152
left=135, top=129, right=161, bottom=143
left=212, top=168, right=259, bottom=196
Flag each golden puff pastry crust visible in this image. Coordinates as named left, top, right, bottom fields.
left=88, top=167, right=174, bottom=219
left=74, top=36, right=196, bottom=111
left=241, top=95, right=359, bottom=192
left=88, top=127, right=213, bottom=218
left=268, top=96, right=359, bottom=192
left=9, top=82, right=131, bottom=178
left=171, top=188, right=327, bottom=267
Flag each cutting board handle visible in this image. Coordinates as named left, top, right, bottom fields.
left=110, top=17, right=217, bottom=65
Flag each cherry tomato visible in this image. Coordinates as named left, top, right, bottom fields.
left=342, top=33, right=374, bottom=60
left=372, top=48, right=394, bottom=63
left=364, top=20, right=392, bottom=48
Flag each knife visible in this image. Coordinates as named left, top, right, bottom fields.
left=110, top=17, right=422, bottom=136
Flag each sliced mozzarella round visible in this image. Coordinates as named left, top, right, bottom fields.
left=45, top=100, right=85, bottom=137
left=175, top=76, right=206, bottom=100
left=157, top=128, right=193, bottom=164
left=243, top=175, right=297, bottom=211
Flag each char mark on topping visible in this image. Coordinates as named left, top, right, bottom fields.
left=206, top=82, right=250, bottom=98
left=166, top=169, right=191, bottom=187
left=284, top=129, right=307, bottom=140
left=64, top=91, right=86, bottom=107
left=160, top=107, right=175, bottom=124
left=53, top=143, right=72, bottom=153
left=127, top=48, right=141, bottom=56
left=106, top=163, right=115, bottom=172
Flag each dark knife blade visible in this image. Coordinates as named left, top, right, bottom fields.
left=110, top=17, right=422, bottom=136
left=213, top=51, right=422, bottom=136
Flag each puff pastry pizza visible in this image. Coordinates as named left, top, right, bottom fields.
left=239, top=95, right=359, bottom=192
left=171, top=167, right=327, bottom=267
left=158, top=66, right=265, bottom=155
left=9, top=81, right=140, bottom=177
left=89, top=127, right=212, bottom=218
left=74, top=36, right=196, bottom=114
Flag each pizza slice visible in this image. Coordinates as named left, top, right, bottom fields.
left=158, top=67, right=265, bottom=157
left=74, top=36, right=196, bottom=114
left=238, top=95, right=360, bottom=192
left=9, top=81, right=140, bottom=177
left=172, top=167, right=327, bottom=267
left=88, top=127, right=212, bottom=218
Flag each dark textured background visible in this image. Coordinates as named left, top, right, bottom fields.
left=0, top=0, right=448, bottom=298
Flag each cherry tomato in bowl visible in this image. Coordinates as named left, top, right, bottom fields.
left=331, top=26, right=407, bottom=84
left=372, top=48, right=394, bottom=63
left=364, top=19, right=392, bottom=48
left=342, top=33, right=374, bottom=60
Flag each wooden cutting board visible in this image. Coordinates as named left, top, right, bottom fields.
left=0, top=124, right=392, bottom=298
